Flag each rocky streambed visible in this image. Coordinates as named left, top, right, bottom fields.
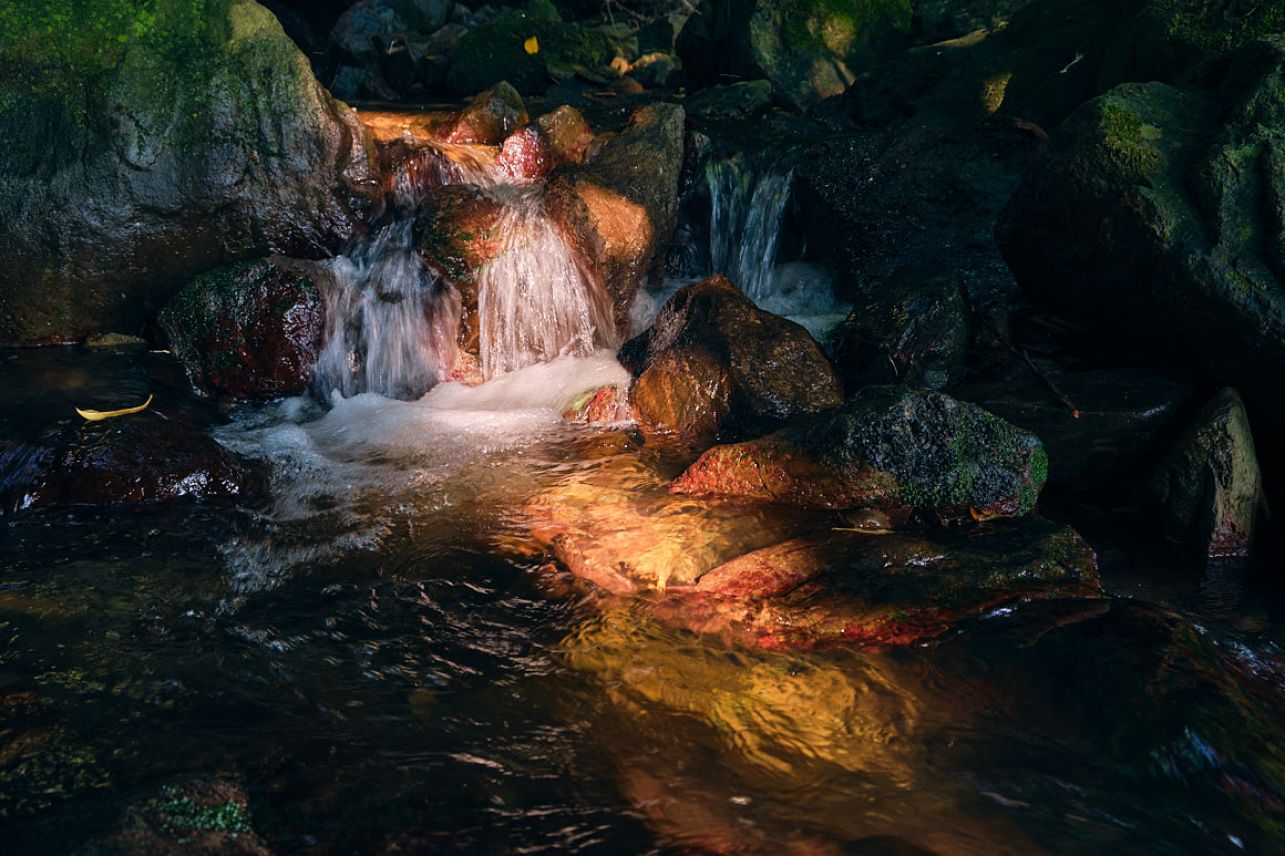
left=2, top=0, right=1285, bottom=853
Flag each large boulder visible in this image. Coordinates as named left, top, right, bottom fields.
left=158, top=258, right=328, bottom=401
left=832, top=267, right=970, bottom=393
left=618, top=276, right=843, bottom=443
left=997, top=42, right=1285, bottom=431
left=676, top=0, right=913, bottom=110
left=545, top=103, right=685, bottom=330
left=0, top=0, right=381, bottom=347
left=1151, top=388, right=1265, bottom=558
left=672, top=386, right=1048, bottom=519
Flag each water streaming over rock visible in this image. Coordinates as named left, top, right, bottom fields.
left=707, top=154, right=794, bottom=303
left=476, top=185, right=615, bottom=378
left=312, top=140, right=614, bottom=399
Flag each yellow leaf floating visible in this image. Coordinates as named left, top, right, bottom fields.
left=524, top=35, right=539, bottom=55
left=76, top=394, right=153, bottom=422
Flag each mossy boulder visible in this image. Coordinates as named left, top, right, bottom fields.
left=676, top=0, right=913, bottom=110
left=445, top=8, right=615, bottom=96
left=672, top=386, right=1048, bottom=519
left=997, top=43, right=1285, bottom=432
left=1152, top=387, right=1265, bottom=558
left=158, top=258, right=327, bottom=401
left=832, top=266, right=970, bottom=393
left=0, top=0, right=380, bottom=347
left=619, top=276, right=844, bottom=443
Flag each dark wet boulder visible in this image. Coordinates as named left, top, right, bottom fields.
left=1152, top=388, right=1265, bottom=558
left=660, top=516, right=1100, bottom=649
left=684, top=81, right=774, bottom=121
left=676, top=0, right=913, bottom=110
left=546, top=103, right=685, bottom=329
left=832, top=267, right=969, bottom=393
left=0, top=410, right=265, bottom=516
left=158, top=258, right=328, bottom=401
left=445, top=8, right=615, bottom=96
left=672, top=386, right=1047, bottom=519
left=997, top=42, right=1285, bottom=431
left=0, top=0, right=381, bottom=347
left=958, top=364, right=1193, bottom=492
left=618, top=276, right=843, bottom=443
left=496, top=104, right=595, bottom=179
left=446, top=81, right=529, bottom=145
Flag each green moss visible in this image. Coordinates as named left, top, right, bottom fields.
left=1151, top=0, right=1285, bottom=55
left=1101, top=101, right=1165, bottom=174
left=778, top=0, right=913, bottom=57
left=147, top=787, right=251, bottom=835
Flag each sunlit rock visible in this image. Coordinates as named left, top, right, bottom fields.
left=159, top=258, right=327, bottom=401
left=446, top=81, right=529, bottom=145
left=619, top=276, right=843, bottom=443
left=655, top=517, right=1100, bottom=649
left=525, top=458, right=810, bottom=592
left=496, top=105, right=595, bottom=179
left=545, top=103, right=685, bottom=328
left=672, top=386, right=1047, bottom=519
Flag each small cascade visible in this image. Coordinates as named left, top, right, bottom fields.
left=477, top=185, right=614, bottom=379
left=707, top=154, right=793, bottom=303
left=312, top=220, right=461, bottom=401
left=313, top=133, right=613, bottom=400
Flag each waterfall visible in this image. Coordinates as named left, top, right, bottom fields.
left=312, top=137, right=613, bottom=400
left=312, top=220, right=462, bottom=401
left=476, top=185, right=615, bottom=379
left=706, top=155, right=793, bottom=303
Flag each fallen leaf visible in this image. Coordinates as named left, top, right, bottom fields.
left=76, top=393, right=153, bottom=422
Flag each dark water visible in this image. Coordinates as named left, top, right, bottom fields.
left=2, top=348, right=1284, bottom=854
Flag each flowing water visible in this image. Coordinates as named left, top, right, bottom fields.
left=3, top=141, right=1285, bottom=852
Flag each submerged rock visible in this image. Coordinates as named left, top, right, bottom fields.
left=0, top=0, right=381, bottom=346
left=672, top=386, right=1047, bottom=519
left=1152, top=388, right=1264, bottom=558
left=618, top=276, right=842, bottom=443
left=677, top=0, right=913, bottom=110
left=832, top=267, right=970, bottom=393
left=545, top=103, right=685, bottom=329
left=526, top=459, right=811, bottom=592
left=659, top=516, right=1100, bottom=649
left=159, top=258, right=327, bottom=401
